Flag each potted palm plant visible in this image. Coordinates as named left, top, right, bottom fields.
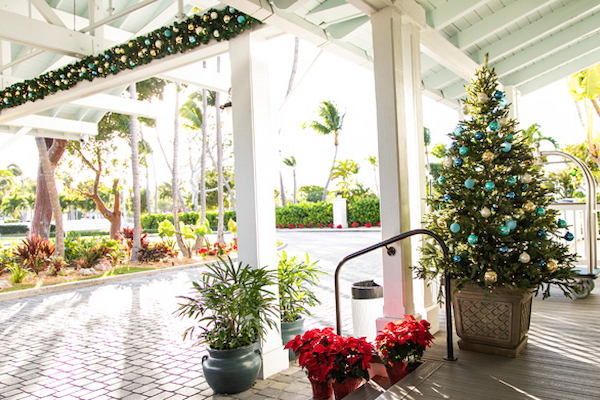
left=278, top=251, right=323, bottom=360
left=175, top=256, right=278, bottom=394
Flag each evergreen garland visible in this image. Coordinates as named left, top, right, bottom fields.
left=418, top=57, right=576, bottom=298
left=0, top=7, right=259, bottom=111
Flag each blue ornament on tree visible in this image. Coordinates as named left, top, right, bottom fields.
left=454, top=158, right=464, bottom=167
left=229, top=6, right=236, bottom=12
left=506, top=220, right=517, bottom=230
left=453, top=126, right=464, bottom=136
left=558, top=219, right=567, bottom=228
left=437, top=175, right=446, bottom=185
left=488, top=121, right=499, bottom=131
left=453, top=255, right=462, bottom=263
left=189, top=36, right=196, bottom=43
left=459, top=146, right=469, bottom=156
left=535, top=207, right=546, bottom=216
left=537, top=230, right=547, bottom=238
left=104, top=54, right=110, bottom=60
left=499, top=97, right=509, bottom=107
left=464, top=178, right=475, bottom=189
left=539, top=260, right=546, bottom=267
left=565, top=232, right=574, bottom=241
left=468, top=234, right=478, bottom=244
left=484, top=181, right=495, bottom=191
left=145, top=39, right=151, bottom=46
left=506, top=134, right=514, bottom=141
left=494, top=90, right=504, bottom=99
left=499, top=246, right=508, bottom=254
left=506, top=192, right=515, bottom=199
left=501, top=142, right=512, bottom=152
left=474, top=131, right=483, bottom=140
left=521, top=183, right=529, bottom=192
left=500, top=225, right=510, bottom=236
left=507, top=176, right=517, bottom=186
left=444, top=194, right=452, bottom=202
left=450, top=223, right=461, bottom=233
left=237, top=15, right=246, bottom=23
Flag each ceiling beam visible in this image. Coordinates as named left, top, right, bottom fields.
left=4, top=115, right=97, bottom=135
left=326, top=16, right=370, bottom=40
left=0, top=126, right=31, bottom=156
left=0, top=36, right=230, bottom=123
left=421, top=25, right=479, bottom=82
left=159, top=65, right=231, bottom=93
left=271, top=0, right=314, bottom=12
left=517, top=48, right=600, bottom=95
left=478, top=0, right=600, bottom=63
left=451, top=0, right=549, bottom=50
left=493, top=12, right=600, bottom=79
left=29, top=0, right=66, bottom=28
left=426, top=0, right=491, bottom=30
left=0, top=9, right=107, bottom=58
left=70, top=94, right=171, bottom=119
left=502, top=32, right=600, bottom=87
left=422, top=68, right=461, bottom=90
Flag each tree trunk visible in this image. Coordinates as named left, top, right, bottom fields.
left=35, top=138, right=64, bottom=257
left=215, top=90, right=225, bottom=244
left=31, top=138, right=67, bottom=240
left=172, top=85, right=191, bottom=257
left=155, top=125, right=189, bottom=213
left=279, top=171, right=287, bottom=206
left=322, top=144, right=338, bottom=202
left=200, top=89, right=208, bottom=223
left=129, top=84, right=141, bottom=260
left=145, top=165, right=152, bottom=215
left=292, top=169, right=297, bottom=204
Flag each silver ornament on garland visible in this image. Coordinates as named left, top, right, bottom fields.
left=521, top=173, right=533, bottom=183
left=519, top=252, right=531, bottom=263
left=480, top=207, right=491, bottom=218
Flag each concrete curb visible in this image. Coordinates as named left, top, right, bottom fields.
left=276, top=228, right=381, bottom=233
left=0, top=260, right=211, bottom=302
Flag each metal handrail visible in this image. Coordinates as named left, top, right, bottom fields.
left=334, top=228, right=456, bottom=361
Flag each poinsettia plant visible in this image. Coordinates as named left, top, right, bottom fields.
left=285, top=328, right=374, bottom=383
left=374, top=315, right=434, bottom=367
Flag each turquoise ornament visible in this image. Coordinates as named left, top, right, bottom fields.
left=189, top=36, right=196, bottom=43
left=506, top=220, right=517, bottom=230
left=164, top=29, right=172, bottom=37
left=474, top=131, right=483, bottom=140
left=499, top=97, right=509, bottom=107
left=507, top=176, right=517, bottom=186
left=500, top=225, right=510, bottom=236
left=459, top=146, right=469, bottom=156
left=506, top=134, right=514, bottom=141
left=484, top=181, right=495, bottom=191
left=450, top=223, right=461, bottom=233
left=468, top=234, right=478, bottom=244
left=229, top=6, right=236, bottom=12
left=464, top=178, right=475, bottom=189
left=237, top=15, right=246, bottom=23
left=454, top=158, right=463, bottom=167
left=437, top=176, right=446, bottom=185
left=454, top=126, right=464, bottom=136
left=494, top=90, right=503, bottom=99
left=535, top=207, right=546, bottom=216
left=506, top=191, right=515, bottom=199
left=488, top=121, right=499, bottom=131
left=145, top=39, right=151, bottom=46
left=444, top=194, right=452, bottom=202
left=558, top=219, right=567, bottom=228
left=499, top=246, right=508, bottom=254
left=453, top=255, right=462, bottom=263
left=501, top=142, right=512, bottom=152
left=565, top=232, right=574, bottom=241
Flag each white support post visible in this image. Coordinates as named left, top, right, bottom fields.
left=504, top=85, right=519, bottom=123
left=229, top=31, right=288, bottom=379
left=372, top=7, right=438, bottom=331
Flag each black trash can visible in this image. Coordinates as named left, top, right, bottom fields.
left=351, top=280, right=383, bottom=341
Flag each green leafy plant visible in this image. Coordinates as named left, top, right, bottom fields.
left=158, top=219, right=177, bottom=248
left=278, top=251, right=323, bottom=322
left=193, top=221, right=213, bottom=251
left=175, top=256, right=278, bottom=350
left=48, top=256, right=66, bottom=276
left=75, top=245, right=108, bottom=269
left=9, top=263, right=29, bottom=284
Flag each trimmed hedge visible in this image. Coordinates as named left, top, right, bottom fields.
left=347, top=198, right=380, bottom=225
left=141, top=211, right=237, bottom=231
left=275, top=202, right=333, bottom=227
left=0, top=224, right=56, bottom=236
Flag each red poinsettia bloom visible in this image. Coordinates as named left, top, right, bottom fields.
left=365, top=223, right=372, bottom=228
left=374, top=315, right=434, bottom=367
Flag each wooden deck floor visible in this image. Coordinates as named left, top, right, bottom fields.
left=377, top=285, right=600, bottom=400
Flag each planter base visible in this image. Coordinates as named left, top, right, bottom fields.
left=458, top=335, right=528, bottom=358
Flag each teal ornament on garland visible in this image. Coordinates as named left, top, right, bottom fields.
left=506, top=134, right=514, bottom=141
left=164, top=29, right=172, bottom=37
left=464, top=178, right=475, bottom=189
left=444, top=194, right=452, bottom=202
left=454, top=158, right=464, bottom=167
left=537, top=230, right=547, bottom=238
left=535, top=207, right=546, bottom=216
left=500, top=225, right=510, bottom=236
left=453, top=126, right=463, bottom=136
left=506, top=219, right=517, bottom=230
left=467, top=234, right=478, bottom=244
left=488, top=121, right=499, bottom=131
left=494, top=90, right=503, bottom=99
left=484, top=181, right=495, bottom=191
left=500, top=142, right=512, bottom=152
left=505, top=191, right=515, bottom=199
left=238, top=15, right=246, bottom=23
left=499, top=246, right=508, bottom=254
left=453, top=255, right=462, bottom=263
left=450, top=223, right=461, bottom=233
left=565, top=232, right=574, bottom=241
left=558, top=219, right=567, bottom=228
left=459, top=146, right=469, bottom=156
left=437, top=175, right=446, bottom=185
left=507, top=176, right=517, bottom=186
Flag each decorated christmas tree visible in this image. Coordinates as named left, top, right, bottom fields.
left=418, top=57, right=575, bottom=298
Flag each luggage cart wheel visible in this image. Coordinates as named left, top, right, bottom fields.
left=569, top=279, right=592, bottom=299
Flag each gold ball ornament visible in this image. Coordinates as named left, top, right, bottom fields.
left=128, top=42, right=134, bottom=48
left=523, top=201, right=535, bottom=212
left=211, top=11, right=218, bottom=19
left=224, top=15, right=231, bottom=23
left=482, top=150, right=494, bottom=163
left=484, top=270, right=498, bottom=283
left=213, top=30, right=220, bottom=37
left=121, top=55, right=128, bottom=63
left=546, top=259, right=558, bottom=273
left=478, top=93, right=489, bottom=102
left=203, top=15, right=209, bottom=22
left=499, top=117, right=508, bottom=126
left=437, top=217, right=445, bottom=227
left=176, top=36, right=183, bottom=44
left=462, top=105, right=470, bottom=115
left=155, top=40, right=163, bottom=48
left=188, top=23, right=195, bottom=30
left=480, top=207, right=491, bottom=218
left=519, top=252, right=531, bottom=263
left=150, top=49, right=156, bottom=56
left=443, top=157, right=453, bottom=168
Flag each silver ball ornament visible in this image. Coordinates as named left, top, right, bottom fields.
left=519, top=252, right=531, bottom=263
left=480, top=207, right=491, bottom=218
left=522, top=173, right=533, bottom=183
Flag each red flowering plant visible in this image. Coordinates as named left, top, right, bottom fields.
left=285, top=328, right=339, bottom=382
left=329, top=335, right=374, bottom=383
left=374, top=315, right=434, bottom=368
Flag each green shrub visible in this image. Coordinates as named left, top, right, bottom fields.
left=348, top=198, right=380, bottom=225
left=142, top=211, right=237, bottom=231
left=138, top=243, right=178, bottom=263
left=276, top=202, right=333, bottom=227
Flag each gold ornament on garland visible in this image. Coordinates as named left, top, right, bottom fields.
left=523, top=201, right=535, bottom=212
left=484, top=270, right=498, bottom=283
left=482, top=150, right=494, bottom=162
left=546, top=259, right=558, bottom=273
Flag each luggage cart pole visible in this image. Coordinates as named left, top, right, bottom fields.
left=334, top=229, right=457, bottom=361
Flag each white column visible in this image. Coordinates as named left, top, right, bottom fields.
left=372, top=6, right=438, bottom=331
left=229, top=31, right=288, bottom=379
left=504, top=85, right=519, bottom=122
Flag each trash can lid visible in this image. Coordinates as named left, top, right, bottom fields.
left=351, top=280, right=383, bottom=299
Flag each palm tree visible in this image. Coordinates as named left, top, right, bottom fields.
left=172, top=83, right=190, bottom=258
left=129, top=83, right=141, bottom=261
left=366, top=155, right=379, bottom=197
left=303, top=100, right=345, bottom=201
left=283, top=156, right=297, bottom=204
left=329, top=159, right=359, bottom=198
left=522, top=123, right=559, bottom=149
left=1, top=193, right=26, bottom=220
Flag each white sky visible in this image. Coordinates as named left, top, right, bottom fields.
left=0, top=34, right=592, bottom=195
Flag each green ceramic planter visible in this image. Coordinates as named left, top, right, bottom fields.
left=281, top=318, right=306, bottom=361
left=202, top=344, right=261, bottom=394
